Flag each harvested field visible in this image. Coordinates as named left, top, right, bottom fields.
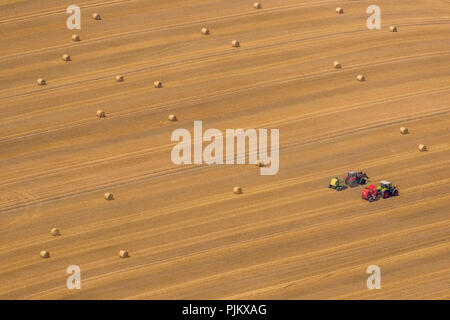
left=0, top=0, right=449, bottom=300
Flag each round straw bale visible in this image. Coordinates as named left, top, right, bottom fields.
left=50, top=228, right=60, bottom=236
left=40, top=250, right=50, bottom=258
left=336, top=7, right=344, bottom=14
left=390, top=26, right=398, bottom=32
left=256, top=160, right=264, bottom=167
left=334, top=61, right=342, bottom=69
left=62, top=54, right=71, bottom=62
left=418, top=144, right=427, bottom=152
left=72, top=34, right=80, bottom=42
left=254, top=2, right=262, bottom=9
left=357, top=74, right=366, bottom=81
left=92, top=13, right=101, bottom=20
left=233, top=186, right=243, bottom=194
left=97, top=110, right=106, bottom=118
left=231, top=40, right=240, bottom=47
left=168, top=114, right=177, bottom=121
left=400, top=127, right=408, bottom=134
left=104, top=192, right=114, bottom=200
left=119, top=250, right=129, bottom=258
left=37, top=78, right=46, bottom=86
left=201, top=28, right=210, bottom=35
left=154, top=80, right=162, bottom=88
left=115, top=75, right=124, bottom=82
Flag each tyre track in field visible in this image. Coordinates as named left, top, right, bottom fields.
left=2, top=144, right=449, bottom=259
left=1, top=48, right=449, bottom=147
left=27, top=235, right=450, bottom=299
left=3, top=172, right=449, bottom=286
left=1, top=105, right=449, bottom=215
left=1, top=25, right=447, bottom=125
left=0, top=0, right=139, bottom=25
left=0, top=27, right=426, bottom=119
left=3, top=155, right=447, bottom=260
left=14, top=197, right=450, bottom=299
left=334, top=268, right=450, bottom=299
left=0, top=0, right=356, bottom=61
left=2, top=16, right=448, bottom=101
left=222, top=243, right=450, bottom=300
left=0, top=104, right=449, bottom=214
left=2, top=0, right=449, bottom=301
left=1, top=82, right=448, bottom=191
left=0, top=25, right=376, bottom=99
left=146, top=241, right=450, bottom=300
left=2, top=130, right=449, bottom=257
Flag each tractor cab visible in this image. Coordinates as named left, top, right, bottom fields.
left=346, top=171, right=357, bottom=178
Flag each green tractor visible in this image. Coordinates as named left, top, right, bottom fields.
left=329, top=177, right=347, bottom=191
left=377, top=180, right=399, bottom=199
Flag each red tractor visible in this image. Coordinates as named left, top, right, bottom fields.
left=377, top=180, right=399, bottom=199
left=361, top=184, right=379, bottom=202
left=344, top=170, right=369, bottom=188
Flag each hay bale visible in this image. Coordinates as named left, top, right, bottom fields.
left=92, top=13, right=101, bottom=20
left=418, top=144, right=427, bottom=152
left=50, top=228, right=60, bottom=236
left=97, top=110, right=106, bottom=118
left=201, top=28, right=210, bottom=35
left=256, top=160, right=264, bottom=167
left=72, top=34, right=80, bottom=42
left=40, top=250, right=50, bottom=259
left=168, top=114, right=177, bottom=121
left=104, top=192, right=113, bottom=200
left=62, top=54, right=71, bottom=62
left=154, top=80, right=162, bottom=88
left=390, top=26, right=398, bottom=32
left=37, top=78, right=46, bottom=86
left=233, top=186, right=242, bottom=194
left=357, top=74, right=366, bottom=81
left=334, top=61, right=342, bottom=69
left=336, top=7, right=344, bottom=14
left=231, top=40, right=240, bottom=47
left=400, top=127, right=408, bottom=134
left=116, top=75, right=124, bottom=82
left=119, top=250, right=129, bottom=258
left=254, top=2, right=262, bottom=9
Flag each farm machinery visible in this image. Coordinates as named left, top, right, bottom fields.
left=329, top=169, right=399, bottom=201
left=361, top=180, right=399, bottom=201
left=377, top=180, right=399, bottom=199
left=344, top=170, right=369, bottom=187
left=329, top=170, right=368, bottom=191
left=329, top=177, right=347, bottom=191
left=361, top=185, right=379, bottom=202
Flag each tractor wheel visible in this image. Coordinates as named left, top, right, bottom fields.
left=369, top=195, right=375, bottom=202
left=383, top=191, right=389, bottom=199
left=360, top=179, right=367, bottom=185
left=394, top=190, right=399, bottom=196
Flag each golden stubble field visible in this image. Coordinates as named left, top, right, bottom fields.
left=0, top=0, right=449, bottom=299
